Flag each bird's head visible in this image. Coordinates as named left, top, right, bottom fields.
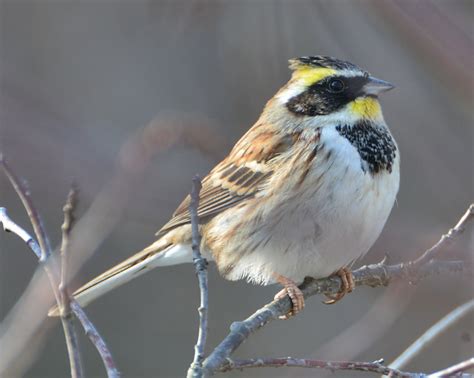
left=268, top=56, right=394, bottom=127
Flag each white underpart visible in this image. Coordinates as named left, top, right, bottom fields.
left=154, top=243, right=194, bottom=266
left=208, top=122, right=399, bottom=285
left=74, top=244, right=193, bottom=308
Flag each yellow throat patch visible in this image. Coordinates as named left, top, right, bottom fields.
left=349, top=97, right=382, bottom=119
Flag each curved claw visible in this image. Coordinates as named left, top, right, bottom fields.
left=273, top=274, right=305, bottom=319
left=323, top=267, right=355, bottom=305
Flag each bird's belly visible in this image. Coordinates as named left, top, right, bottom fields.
left=205, top=150, right=399, bottom=285
left=288, top=164, right=399, bottom=281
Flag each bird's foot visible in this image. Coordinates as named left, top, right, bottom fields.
left=273, top=274, right=305, bottom=319
left=324, top=267, right=355, bottom=305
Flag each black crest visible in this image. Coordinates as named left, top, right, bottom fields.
left=291, top=56, right=362, bottom=72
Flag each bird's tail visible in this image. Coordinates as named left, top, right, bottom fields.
left=48, top=240, right=192, bottom=317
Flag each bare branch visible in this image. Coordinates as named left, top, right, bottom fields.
left=413, top=204, right=473, bottom=266
left=0, top=119, right=225, bottom=375
left=0, top=158, right=118, bottom=377
left=389, top=299, right=474, bottom=370
left=0, top=117, right=228, bottom=375
left=203, top=204, right=473, bottom=374
left=202, top=261, right=465, bottom=374
left=1, top=158, right=85, bottom=377
left=428, top=358, right=474, bottom=377
left=59, top=185, right=78, bottom=315
left=0, top=204, right=118, bottom=377
left=1, top=156, right=52, bottom=261
left=0, top=207, right=41, bottom=258
left=187, top=176, right=209, bottom=378
left=58, top=186, right=84, bottom=378
left=71, top=301, right=120, bottom=378
left=219, top=357, right=415, bottom=377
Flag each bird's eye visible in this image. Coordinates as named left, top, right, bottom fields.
left=328, top=79, right=345, bottom=93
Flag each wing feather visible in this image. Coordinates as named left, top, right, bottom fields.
left=156, top=126, right=296, bottom=237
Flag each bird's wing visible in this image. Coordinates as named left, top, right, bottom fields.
left=156, top=126, right=298, bottom=237
left=47, top=126, right=312, bottom=316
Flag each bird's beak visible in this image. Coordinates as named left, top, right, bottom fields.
left=363, top=76, right=395, bottom=96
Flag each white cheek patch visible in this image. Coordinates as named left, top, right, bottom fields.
left=276, top=82, right=307, bottom=104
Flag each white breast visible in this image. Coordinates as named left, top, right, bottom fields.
left=218, top=124, right=400, bottom=285
left=302, top=126, right=400, bottom=277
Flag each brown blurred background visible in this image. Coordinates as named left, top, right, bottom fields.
left=0, top=1, right=473, bottom=377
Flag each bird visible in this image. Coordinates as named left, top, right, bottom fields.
left=49, top=56, right=399, bottom=318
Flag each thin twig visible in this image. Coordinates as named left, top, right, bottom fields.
left=0, top=206, right=119, bottom=377
left=60, top=186, right=78, bottom=315
left=0, top=207, right=41, bottom=258
left=202, top=205, right=473, bottom=374
left=1, top=156, right=52, bottom=261
left=0, top=116, right=227, bottom=376
left=389, top=299, right=474, bottom=371
left=58, top=186, right=84, bottom=378
left=427, top=358, right=474, bottom=378
left=0, top=158, right=118, bottom=377
left=58, top=187, right=83, bottom=377
left=187, top=176, right=209, bottom=378
left=220, top=357, right=417, bottom=377
left=1, top=158, right=84, bottom=378
left=413, top=204, right=473, bottom=267
left=71, top=301, right=120, bottom=378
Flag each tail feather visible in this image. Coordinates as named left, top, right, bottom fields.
left=48, top=242, right=192, bottom=316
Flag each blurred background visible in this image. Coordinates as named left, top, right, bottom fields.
left=0, top=1, right=472, bottom=377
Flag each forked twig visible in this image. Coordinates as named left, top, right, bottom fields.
left=427, top=358, right=474, bottom=377
left=0, top=157, right=119, bottom=377
left=1, top=157, right=83, bottom=378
